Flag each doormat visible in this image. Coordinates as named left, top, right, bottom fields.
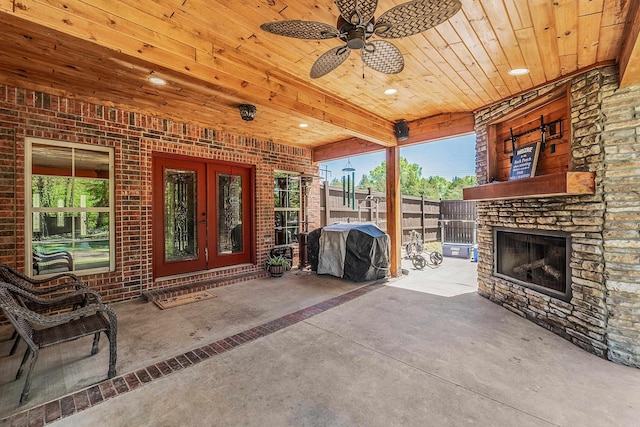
left=154, top=290, right=217, bottom=310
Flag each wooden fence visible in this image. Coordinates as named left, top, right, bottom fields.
left=440, top=200, right=477, bottom=244
left=319, top=184, right=476, bottom=244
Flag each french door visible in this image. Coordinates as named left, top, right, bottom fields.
left=152, top=156, right=253, bottom=278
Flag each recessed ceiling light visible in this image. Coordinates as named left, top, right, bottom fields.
left=508, top=68, right=529, bottom=76
left=148, top=76, right=167, bottom=85
left=384, top=88, right=397, bottom=95
left=299, top=123, right=309, bottom=128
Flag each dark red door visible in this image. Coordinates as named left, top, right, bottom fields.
left=153, top=157, right=208, bottom=277
left=153, top=156, right=253, bottom=278
left=207, top=164, right=252, bottom=268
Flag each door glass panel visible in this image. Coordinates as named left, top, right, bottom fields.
left=218, top=174, right=243, bottom=255
left=164, top=169, right=198, bottom=261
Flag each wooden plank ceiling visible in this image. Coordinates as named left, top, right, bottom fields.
left=0, top=0, right=637, bottom=159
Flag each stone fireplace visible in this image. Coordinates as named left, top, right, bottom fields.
left=468, top=66, right=640, bottom=368
left=494, top=228, right=570, bottom=302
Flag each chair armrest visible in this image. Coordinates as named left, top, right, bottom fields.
left=27, top=272, right=82, bottom=285
left=30, top=288, right=103, bottom=305
left=0, top=282, right=102, bottom=306
left=0, top=265, right=86, bottom=293
left=0, top=282, right=114, bottom=327
left=8, top=300, right=116, bottom=328
left=11, top=267, right=82, bottom=286
left=26, top=281, right=90, bottom=295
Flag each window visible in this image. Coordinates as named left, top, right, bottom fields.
left=26, top=139, right=115, bottom=276
left=274, top=172, right=300, bottom=246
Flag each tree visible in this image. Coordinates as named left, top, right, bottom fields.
left=357, top=162, right=387, bottom=193
left=329, top=177, right=342, bottom=187
left=356, top=158, right=426, bottom=196
left=442, top=175, right=477, bottom=200
left=351, top=157, right=475, bottom=200
left=426, top=176, right=449, bottom=199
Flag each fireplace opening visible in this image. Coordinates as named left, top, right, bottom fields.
left=494, top=228, right=571, bottom=301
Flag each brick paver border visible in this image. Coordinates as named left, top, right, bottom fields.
left=2, top=282, right=384, bottom=426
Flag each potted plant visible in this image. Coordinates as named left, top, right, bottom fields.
left=266, top=254, right=290, bottom=277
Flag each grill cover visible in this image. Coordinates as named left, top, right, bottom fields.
left=308, top=223, right=390, bottom=282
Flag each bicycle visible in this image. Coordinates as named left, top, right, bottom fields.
left=404, top=230, right=443, bottom=270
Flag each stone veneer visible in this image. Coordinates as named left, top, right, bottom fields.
left=474, top=66, right=640, bottom=368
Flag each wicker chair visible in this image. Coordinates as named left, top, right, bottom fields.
left=0, top=262, right=85, bottom=292
left=0, top=263, right=102, bottom=355
left=0, top=283, right=117, bottom=404
left=32, top=250, right=74, bottom=275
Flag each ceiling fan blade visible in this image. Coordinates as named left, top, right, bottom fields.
left=374, top=0, right=461, bottom=39
left=310, top=46, right=352, bottom=79
left=361, top=40, right=404, bottom=74
left=335, top=0, right=378, bottom=25
left=260, top=20, right=339, bottom=39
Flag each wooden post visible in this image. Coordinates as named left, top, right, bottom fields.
left=386, top=146, right=402, bottom=277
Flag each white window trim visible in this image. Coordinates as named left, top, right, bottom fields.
left=274, top=171, right=301, bottom=247
left=25, top=138, right=116, bottom=277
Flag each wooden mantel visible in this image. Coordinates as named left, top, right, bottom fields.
left=463, top=172, right=595, bottom=201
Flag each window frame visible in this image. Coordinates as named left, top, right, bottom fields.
left=274, top=171, right=301, bottom=247
left=25, top=138, right=116, bottom=277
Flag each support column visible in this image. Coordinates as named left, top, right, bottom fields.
left=386, top=146, right=402, bottom=277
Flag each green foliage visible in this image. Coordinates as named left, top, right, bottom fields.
left=442, top=175, right=477, bottom=200
left=32, top=175, right=110, bottom=232
left=355, top=157, right=476, bottom=200
left=329, top=177, right=342, bottom=187
left=266, top=254, right=291, bottom=267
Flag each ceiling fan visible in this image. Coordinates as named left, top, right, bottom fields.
left=260, top=0, right=461, bottom=79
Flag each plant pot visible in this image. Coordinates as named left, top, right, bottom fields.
left=268, top=264, right=285, bottom=277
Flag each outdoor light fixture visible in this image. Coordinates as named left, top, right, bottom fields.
left=299, top=123, right=309, bottom=128
left=508, top=68, right=530, bottom=76
left=384, top=88, right=397, bottom=95
left=148, top=76, right=166, bottom=86
left=238, top=104, right=257, bottom=121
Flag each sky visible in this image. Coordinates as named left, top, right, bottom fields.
left=318, top=134, right=476, bottom=184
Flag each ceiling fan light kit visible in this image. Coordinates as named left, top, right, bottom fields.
left=260, top=0, right=461, bottom=78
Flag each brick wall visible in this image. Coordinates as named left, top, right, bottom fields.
left=474, top=66, right=640, bottom=368
left=0, top=84, right=319, bottom=302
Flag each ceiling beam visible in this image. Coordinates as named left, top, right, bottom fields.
left=619, top=0, right=640, bottom=87
left=312, top=138, right=385, bottom=163
left=398, top=113, right=475, bottom=147
left=312, top=112, right=475, bottom=162
left=0, top=2, right=397, bottom=147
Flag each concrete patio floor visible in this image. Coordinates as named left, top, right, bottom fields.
left=1, top=257, right=640, bottom=426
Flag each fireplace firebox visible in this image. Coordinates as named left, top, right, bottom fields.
left=494, top=228, right=571, bottom=301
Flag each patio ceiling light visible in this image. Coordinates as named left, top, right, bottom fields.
left=148, top=76, right=166, bottom=85
left=508, top=68, right=529, bottom=76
